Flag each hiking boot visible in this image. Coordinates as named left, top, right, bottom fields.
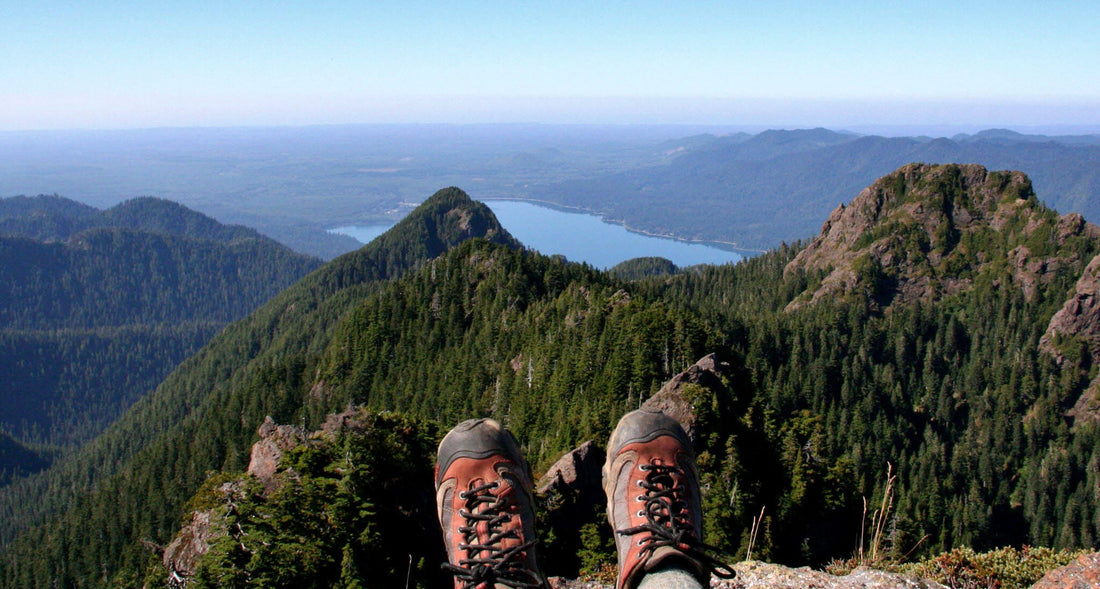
left=435, top=418, right=546, bottom=589
left=602, top=409, right=734, bottom=589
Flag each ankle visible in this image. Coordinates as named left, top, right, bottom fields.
left=637, top=565, right=705, bottom=589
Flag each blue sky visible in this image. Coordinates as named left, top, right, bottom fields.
left=3, top=1, right=1099, bottom=130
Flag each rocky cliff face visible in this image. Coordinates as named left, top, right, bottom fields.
left=785, top=163, right=1100, bottom=311
left=1040, top=253, right=1100, bottom=423
left=161, top=408, right=416, bottom=585
left=641, top=352, right=733, bottom=445
left=786, top=163, right=1100, bottom=423
left=162, top=494, right=231, bottom=586
left=1041, top=253, right=1100, bottom=362
left=246, top=416, right=308, bottom=493
left=536, top=440, right=604, bottom=498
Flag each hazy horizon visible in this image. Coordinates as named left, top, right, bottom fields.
left=3, top=120, right=1100, bottom=139
left=3, top=1, right=1098, bottom=131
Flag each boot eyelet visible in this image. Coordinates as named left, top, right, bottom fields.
left=636, top=510, right=645, bottom=517
left=635, top=495, right=645, bottom=502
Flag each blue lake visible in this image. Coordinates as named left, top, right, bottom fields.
left=329, top=200, right=745, bottom=269
left=329, top=224, right=392, bottom=245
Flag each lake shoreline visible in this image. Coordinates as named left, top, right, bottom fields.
left=478, top=196, right=764, bottom=255
left=331, top=199, right=750, bottom=268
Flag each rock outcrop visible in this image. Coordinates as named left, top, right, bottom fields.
left=1032, top=552, right=1100, bottom=588
left=641, top=352, right=732, bottom=443
left=163, top=409, right=387, bottom=585
left=1039, top=254, right=1100, bottom=423
left=535, top=439, right=609, bottom=578
left=246, top=416, right=308, bottom=493
left=716, top=561, right=948, bottom=588
left=162, top=482, right=239, bottom=586
left=549, top=561, right=948, bottom=588
left=164, top=415, right=309, bottom=583
left=785, top=163, right=1099, bottom=312
left=537, top=440, right=605, bottom=500
left=1041, top=254, right=1100, bottom=364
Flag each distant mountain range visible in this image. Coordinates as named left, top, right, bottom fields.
left=0, top=124, right=706, bottom=260
left=8, top=125, right=1098, bottom=261
left=528, top=128, right=1100, bottom=250
left=0, top=195, right=321, bottom=482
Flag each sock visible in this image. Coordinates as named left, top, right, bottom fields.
left=637, top=566, right=704, bottom=589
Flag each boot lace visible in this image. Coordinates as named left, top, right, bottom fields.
left=442, top=480, right=543, bottom=588
left=618, top=462, right=736, bottom=580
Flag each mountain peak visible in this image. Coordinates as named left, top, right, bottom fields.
left=0, top=194, right=97, bottom=221
left=398, top=186, right=518, bottom=249
left=355, top=186, right=518, bottom=270
left=0, top=194, right=271, bottom=246
left=291, top=187, right=520, bottom=297
left=101, top=197, right=263, bottom=243
left=785, top=163, right=1100, bottom=310
left=0, top=194, right=98, bottom=241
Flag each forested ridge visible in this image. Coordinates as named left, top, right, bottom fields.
left=0, top=188, right=520, bottom=574
left=0, top=229, right=315, bottom=329
left=0, top=195, right=265, bottom=245
left=2, top=171, right=1099, bottom=587
left=0, top=195, right=321, bottom=483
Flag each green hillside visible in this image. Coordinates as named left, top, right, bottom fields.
left=0, top=188, right=523, bottom=581
left=607, top=256, right=679, bottom=280
left=0, top=195, right=263, bottom=245
left=0, top=195, right=321, bottom=472
left=3, top=171, right=1100, bottom=587
left=0, top=229, right=315, bottom=329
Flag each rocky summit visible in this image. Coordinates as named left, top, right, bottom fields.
left=786, top=163, right=1100, bottom=311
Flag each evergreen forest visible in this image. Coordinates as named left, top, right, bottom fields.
left=1, top=172, right=1099, bottom=588
left=0, top=195, right=320, bottom=484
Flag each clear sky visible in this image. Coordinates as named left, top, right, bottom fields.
left=3, top=0, right=1099, bottom=130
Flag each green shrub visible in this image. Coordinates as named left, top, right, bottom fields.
left=900, top=546, right=1086, bottom=589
